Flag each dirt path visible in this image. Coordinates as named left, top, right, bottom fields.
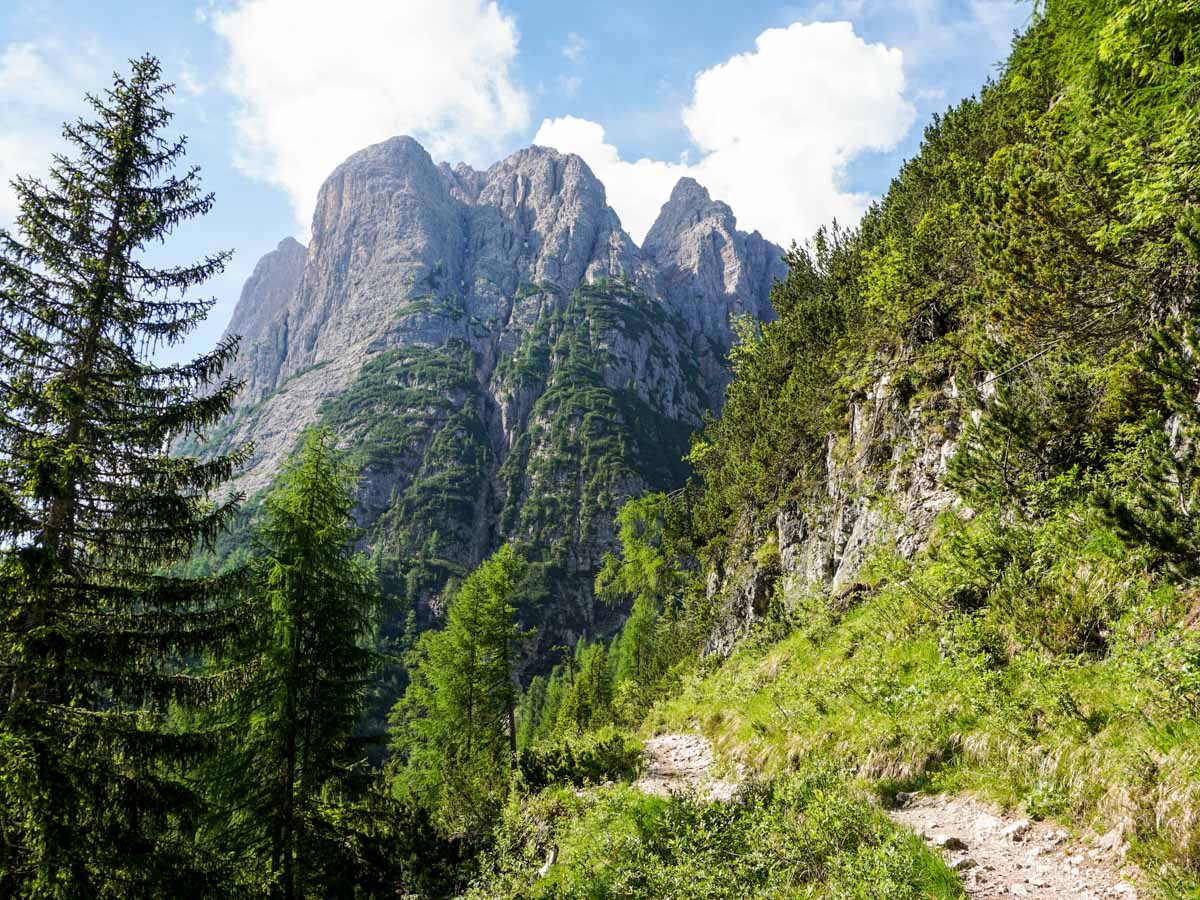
left=634, top=733, right=739, bottom=801
left=890, top=792, right=1141, bottom=899
left=636, top=734, right=1142, bottom=899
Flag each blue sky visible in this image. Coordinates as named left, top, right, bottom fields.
left=0, top=0, right=1033, bottom=362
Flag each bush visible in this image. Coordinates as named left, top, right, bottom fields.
left=517, top=728, right=642, bottom=790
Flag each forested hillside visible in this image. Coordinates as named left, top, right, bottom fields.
left=4, top=0, right=1200, bottom=897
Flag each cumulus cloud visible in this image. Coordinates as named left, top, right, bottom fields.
left=211, top=0, right=532, bottom=232
left=534, top=21, right=915, bottom=246
left=0, top=41, right=102, bottom=226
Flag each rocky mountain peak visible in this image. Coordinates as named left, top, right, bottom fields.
left=224, top=235, right=307, bottom=402
left=639, top=176, right=786, bottom=403
left=209, top=133, right=788, bottom=670
left=643, top=177, right=737, bottom=254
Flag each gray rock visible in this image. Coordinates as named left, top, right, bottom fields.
left=643, top=177, right=785, bottom=404
left=224, top=236, right=307, bottom=403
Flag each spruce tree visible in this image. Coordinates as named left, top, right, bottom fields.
left=391, top=544, right=528, bottom=834
left=215, top=428, right=379, bottom=899
left=0, top=56, right=248, bottom=895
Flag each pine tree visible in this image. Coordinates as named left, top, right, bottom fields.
left=0, top=56, right=249, bottom=895
left=391, top=544, right=528, bottom=834
left=215, top=429, right=379, bottom=899
left=530, top=666, right=567, bottom=745
left=555, top=641, right=612, bottom=734
left=515, top=673, right=547, bottom=751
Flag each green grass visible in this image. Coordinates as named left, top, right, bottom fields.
left=645, top=514, right=1200, bottom=896
left=468, top=768, right=963, bottom=899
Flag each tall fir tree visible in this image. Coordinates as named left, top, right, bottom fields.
left=391, top=544, right=528, bottom=835
left=213, top=428, right=379, bottom=899
left=0, top=56, right=249, bottom=895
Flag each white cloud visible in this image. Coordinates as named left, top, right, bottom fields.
left=0, top=41, right=102, bottom=226
left=534, top=21, right=916, bottom=245
left=558, top=74, right=582, bottom=96
left=562, top=32, right=587, bottom=64
left=178, top=58, right=208, bottom=97
left=211, top=0, right=532, bottom=232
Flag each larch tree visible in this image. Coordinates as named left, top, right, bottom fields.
left=214, top=428, right=380, bottom=899
left=0, top=56, right=249, bottom=895
left=391, top=544, right=528, bottom=835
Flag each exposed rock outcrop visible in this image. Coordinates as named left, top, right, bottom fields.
left=705, top=370, right=962, bottom=655
left=224, top=236, right=306, bottom=402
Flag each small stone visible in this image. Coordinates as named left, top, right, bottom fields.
left=974, top=812, right=1003, bottom=832
left=1097, top=827, right=1127, bottom=857
left=933, top=835, right=969, bottom=851
left=1000, top=819, right=1032, bottom=841
left=1010, top=885, right=1029, bottom=897
left=894, top=791, right=916, bottom=807
left=953, top=857, right=978, bottom=872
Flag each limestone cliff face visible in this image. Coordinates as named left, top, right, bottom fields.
left=224, top=236, right=306, bottom=403
left=211, top=136, right=783, bottom=656
left=643, top=178, right=786, bottom=402
left=704, top=370, right=963, bottom=655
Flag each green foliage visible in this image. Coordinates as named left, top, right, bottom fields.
left=207, top=429, right=380, bottom=897
left=0, top=56, right=250, bottom=896
left=688, top=231, right=862, bottom=551
left=517, top=727, right=642, bottom=790
left=469, top=769, right=962, bottom=899
left=596, top=491, right=688, bottom=609
left=650, top=511, right=1200, bottom=888
left=555, top=640, right=614, bottom=734
left=390, top=545, right=531, bottom=835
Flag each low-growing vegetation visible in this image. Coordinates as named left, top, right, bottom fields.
left=468, top=770, right=963, bottom=899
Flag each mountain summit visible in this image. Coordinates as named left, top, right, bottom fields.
left=210, top=135, right=785, bottom=663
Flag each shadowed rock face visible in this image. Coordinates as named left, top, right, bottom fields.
left=224, top=236, right=307, bottom=403
left=212, top=135, right=785, bottom=663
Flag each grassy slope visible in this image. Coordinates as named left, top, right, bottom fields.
left=647, top=517, right=1200, bottom=897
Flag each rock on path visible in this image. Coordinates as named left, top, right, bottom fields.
left=889, top=793, right=1141, bottom=899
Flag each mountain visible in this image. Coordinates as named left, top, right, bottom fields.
left=208, top=135, right=784, bottom=662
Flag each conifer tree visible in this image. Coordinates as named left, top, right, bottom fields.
left=215, top=429, right=379, bottom=899
left=613, top=594, right=660, bottom=686
left=555, top=641, right=612, bottom=734
left=391, top=544, right=528, bottom=833
left=0, top=56, right=248, bottom=895
left=515, top=673, right=547, bottom=751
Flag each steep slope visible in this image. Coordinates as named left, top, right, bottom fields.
left=617, top=4, right=1200, bottom=893
left=210, top=136, right=783, bottom=660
